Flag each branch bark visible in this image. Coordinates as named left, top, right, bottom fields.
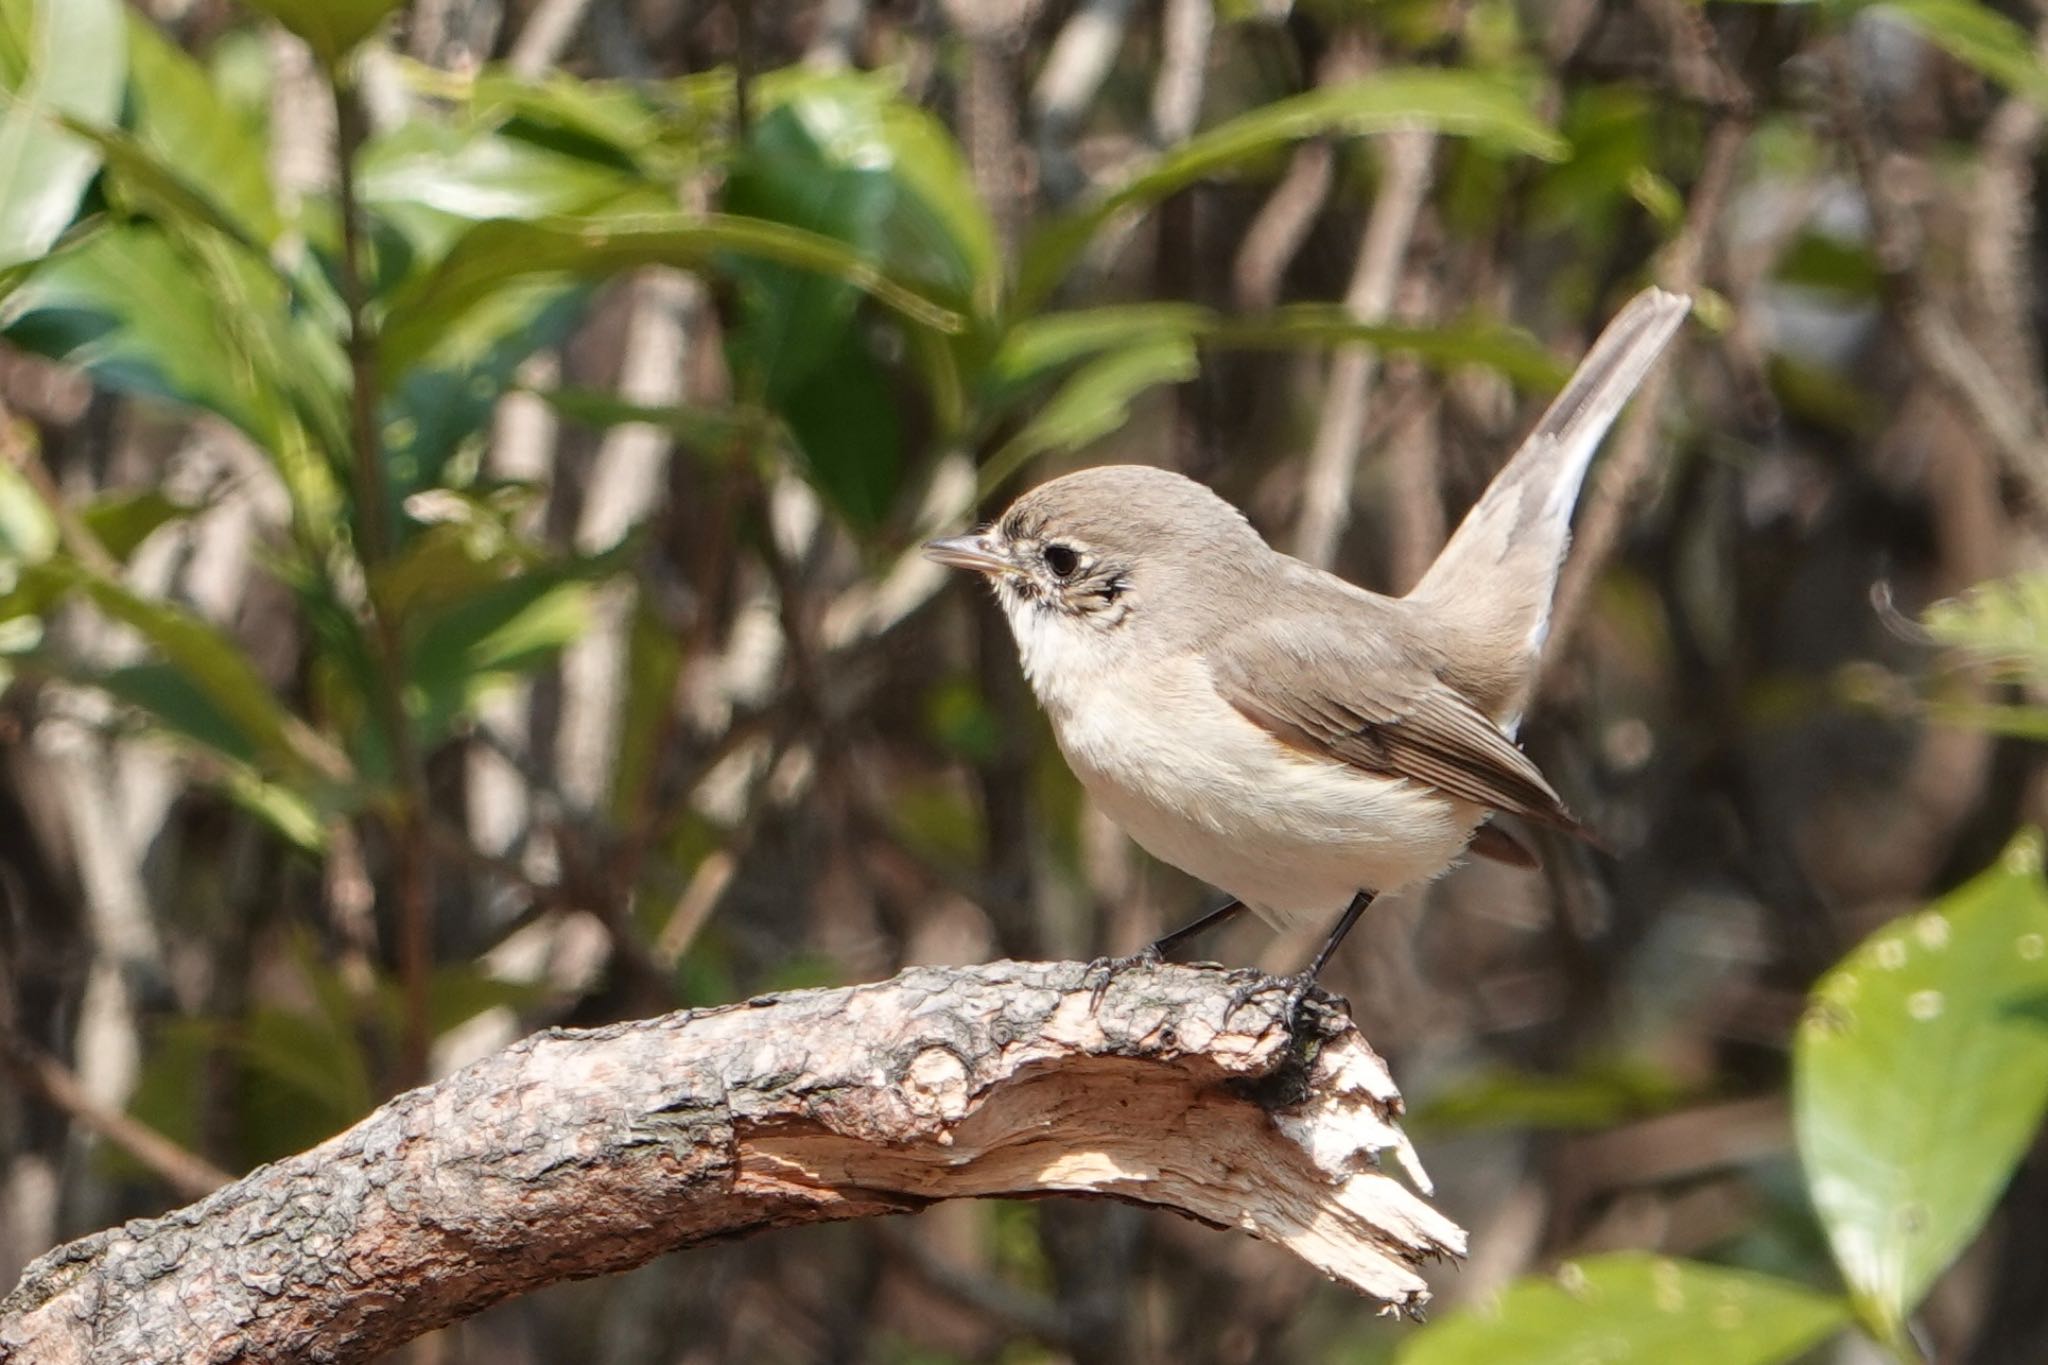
left=0, top=962, right=1462, bottom=1365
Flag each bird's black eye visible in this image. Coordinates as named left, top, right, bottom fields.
left=1043, top=543, right=1080, bottom=579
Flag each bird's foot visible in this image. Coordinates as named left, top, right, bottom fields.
left=1225, top=970, right=1342, bottom=1040
left=1084, top=944, right=1165, bottom=1011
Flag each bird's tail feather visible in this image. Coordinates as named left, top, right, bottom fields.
left=1408, top=287, right=1689, bottom=709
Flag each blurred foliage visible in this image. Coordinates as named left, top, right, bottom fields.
left=2, top=0, right=2048, bottom=1361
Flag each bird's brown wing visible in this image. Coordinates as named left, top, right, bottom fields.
left=1205, top=621, right=1584, bottom=836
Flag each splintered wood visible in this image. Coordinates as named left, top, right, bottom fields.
left=0, top=961, right=1463, bottom=1365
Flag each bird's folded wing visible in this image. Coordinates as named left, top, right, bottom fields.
left=1206, top=625, right=1582, bottom=834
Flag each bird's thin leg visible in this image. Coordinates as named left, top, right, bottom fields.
left=1086, top=895, right=1247, bottom=1010
left=1151, top=895, right=1248, bottom=958
left=1301, top=889, right=1376, bottom=983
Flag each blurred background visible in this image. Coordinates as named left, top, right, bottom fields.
left=2, top=0, right=2047, bottom=1361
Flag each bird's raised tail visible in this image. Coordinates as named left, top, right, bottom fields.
left=1407, top=286, right=1690, bottom=722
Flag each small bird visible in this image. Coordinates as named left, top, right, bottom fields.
left=926, top=288, right=1690, bottom=1008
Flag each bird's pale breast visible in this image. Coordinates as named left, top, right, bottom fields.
left=1042, top=650, right=1485, bottom=931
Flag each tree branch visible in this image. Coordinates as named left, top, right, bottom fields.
left=0, top=962, right=1461, bottom=1364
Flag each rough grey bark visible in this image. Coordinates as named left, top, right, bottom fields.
left=0, top=962, right=1461, bottom=1365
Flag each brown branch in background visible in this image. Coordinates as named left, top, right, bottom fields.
left=1545, top=116, right=1746, bottom=675
left=1231, top=38, right=1367, bottom=313
left=944, top=0, right=1033, bottom=256
left=1149, top=0, right=1212, bottom=146
left=0, top=1027, right=230, bottom=1203
left=508, top=0, right=596, bottom=77
left=0, top=963, right=1463, bottom=1364
left=803, top=0, right=869, bottom=70
left=1384, top=283, right=1447, bottom=592
left=1232, top=141, right=1334, bottom=312
left=1291, top=126, right=1437, bottom=569
left=1827, top=40, right=2048, bottom=523
left=1030, top=0, right=1132, bottom=204
left=332, top=73, right=436, bottom=1089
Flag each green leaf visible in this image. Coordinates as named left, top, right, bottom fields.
left=4, top=225, right=251, bottom=423
left=1018, top=71, right=1567, bottom=309
left=0, top=458, right=56, bottom=578
left=1415, top=1059, right=1687, bottom=1134
left=379, top=212, right=964, bottom=382
left=981, top=335, right=1197, bottom=494
left=534, top=386, right=766, bottom=460
left=1396, top=1254, right=1849, bottom=1365
left=19, top=560, right=307, bottom=772
left=989, top=303, right=1213, bottom=397
left=0, top=0, right=124, bottom=269
left=96, top=658, right=253, bottom=761
left=737, top=74, right=997, bottom=313
left=1774, top=230, right=1882, bottom=297
left=1204, top=307, right=1572, bottom=388
left=1794, top=834, right=2048, bottom=1345
left=359, top=122, right=655, bottom=259
left=403, top=569, right=607, bottom=744
left=1, top=221, right=347, bottom=489
left=119, top=13, right=279, bottom=245
left=239, top=0, right=402, bottom=67
left=1921, top=573, right=2048, bottom=685
left=991, top=305, right=1567, bottom=404
left=78, top=488, right=188, bottom=563
left=770, top=321, right=903, bottom=528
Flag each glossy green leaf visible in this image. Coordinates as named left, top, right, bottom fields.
left=383, top=281, right=590, bottom=502
left=1396, top=1254, right=1849, bottom=1365
left=239, top=0, right=402, bottom=67
left=467, top=68, right=670, bottom=163
left=403, top=569, right=605, bottom=743
left=980, top=335, right=1197, bottom=494
left=721, top=87, right=985, bottom=526
left=724, top=100, right=906, bottom=400
left=1018, top=71, right=1566, bottom=308
left=97, top=658, right=259, bottom=763
left=79, top=489, right=189, bottom=563
left=1, top=222, right=345, bottom=483
left=359, top=123, right=655, bottom=262
left=120, top=13, right=279, bottom=244
left=0, top=0, right=124, bottom=269
left=379, top=213, right=964, bottom=382
left=1794, top=834, right=2048, bottom=1346
left=3, top=226, right=246, bottom=421
left=740, top=74, right=997, bottom=311
left=1206, top=307, right=1572, bottom=387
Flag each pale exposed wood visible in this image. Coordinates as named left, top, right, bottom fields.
left=0, top=962, right=1461, bottom=1365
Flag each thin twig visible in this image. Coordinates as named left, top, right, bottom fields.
left=0, top=1025, right=231, bottom=1201
left=333, top=72, right=435, bottom=1088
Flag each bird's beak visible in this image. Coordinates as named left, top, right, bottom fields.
left=922, top=534, right=1012, bottom=576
